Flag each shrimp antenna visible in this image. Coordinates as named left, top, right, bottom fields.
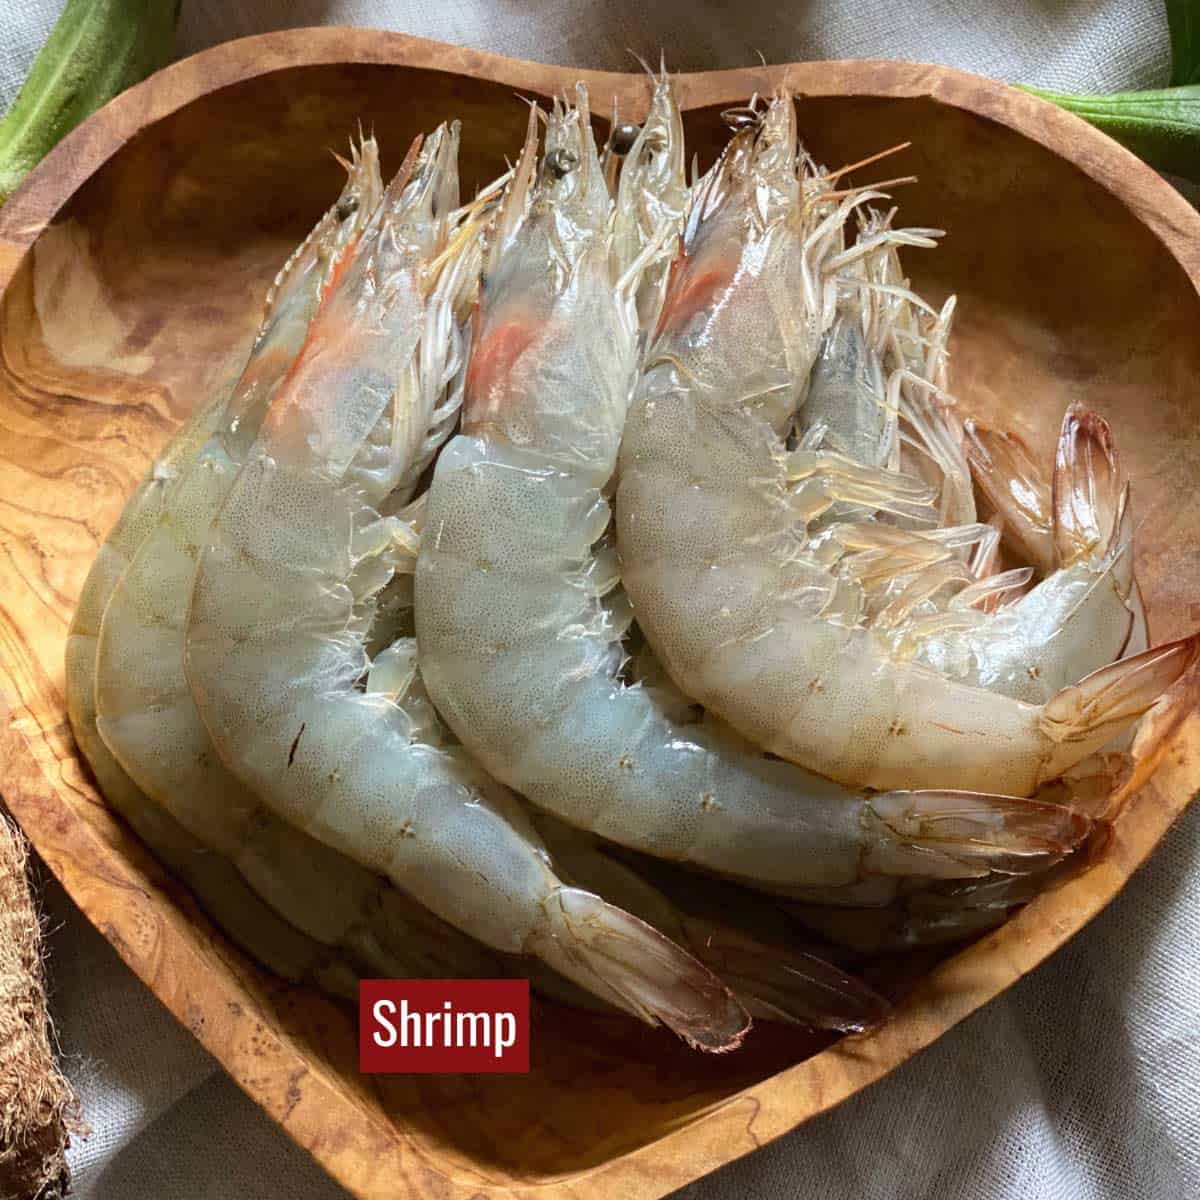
left=820, top=175, right=919, bottom=202
left=513, top=92, right=549, bottom=127
left=832, top=277, right=942, bottom=319
left=825, top=142, right=912, bottom=184
left=627, top=48, right=657, bottom=81
left=447, top=168, right=512, bottom=227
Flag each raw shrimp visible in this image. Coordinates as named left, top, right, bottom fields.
left=916, top=405, right=1140, bottom=704
left=415, top=89, right=1089, bottom=899
left=615, top=95, right=1197, bottom=795
left=74, top=143, right=509, bottom=986
left=184, top=114, right=747, bottom=1052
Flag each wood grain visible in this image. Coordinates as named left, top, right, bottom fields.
left=1, top=29, right=1198, bottom=1200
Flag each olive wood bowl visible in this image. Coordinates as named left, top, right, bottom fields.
left=1, top=28, right=1198, bottom=1200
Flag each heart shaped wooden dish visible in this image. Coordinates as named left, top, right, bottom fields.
left=2, top=28, right=1199, bottom=1200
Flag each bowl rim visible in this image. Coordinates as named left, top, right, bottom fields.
left=1, top=27, right=1198, bottom=1200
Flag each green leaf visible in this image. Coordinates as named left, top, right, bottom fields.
left=1019, top=83, right=1200, bottom=180
left=0, top=0, right=180, bottom=206
left=1167, top=0, right=1200, bottom=87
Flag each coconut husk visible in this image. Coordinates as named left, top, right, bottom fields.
left=0, top=810, right=78, bottom=1200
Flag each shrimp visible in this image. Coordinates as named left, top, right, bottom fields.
left=415, top=88, right=1089, bottom=903
left=74, top=141, right=517, bottom=988
left=93, top=133, right=383, bottom=839
left=67, top=421, right=358, bottom=991
left=183, top=113, right=747, bottom=1052
left=615, top=94, right=1198, bottom=795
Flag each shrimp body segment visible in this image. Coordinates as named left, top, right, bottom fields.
left=416, top=89, right=1089, bottom=900
left=616, top=99, right=1196, bottom=795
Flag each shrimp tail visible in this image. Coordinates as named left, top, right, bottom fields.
left=528, top=888, right=751, bottom=1052
left=680, top=919, right=890, bottom=1032
left=1035, top=752, right=1127, bottom=819
left=793, top=848, right=1085, bottom=954
left=1111, top=659, right=1200, bottom=807
left=964, top=419, right=1056, bottom=574
left=789, top=903, right=1009, bottom=955
left=1053, top=403, right=1126, bottom=568
left=1040, top=634, right=1200, bottom=781
left=862, top=789, right=1092, bottom=878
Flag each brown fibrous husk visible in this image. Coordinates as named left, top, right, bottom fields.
left=0, top=810, right=79, bottom=1200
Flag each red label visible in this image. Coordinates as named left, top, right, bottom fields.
left=359, top=980, right=530, bottom=1073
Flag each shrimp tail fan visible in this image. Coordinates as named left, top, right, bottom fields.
left=529, top=888, right=751, bottom=1052
left=788, top=902, right=1009, bottom=955
left=1096, top=636, right=1200, bottom=810
left=1052, top=403, right=1126, bottom=568
left=862, top=789, right=1093, bottom=878
left=682, top=918, right=890, bottom=1032
left=964, top=419, right=1056, bottom=574
left=1040, top=634, right=1200, bottom=780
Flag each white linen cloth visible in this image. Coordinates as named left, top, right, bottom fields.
left=3, top=2, right=1198, bottom=1197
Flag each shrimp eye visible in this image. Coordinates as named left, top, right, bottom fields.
left=545, top=148, right=579, bottom=179
left=721, top=106, right=760, bottom=132
left=609, top=122, right=641, bottom=156
left=336, top=197, right=359, bottom=221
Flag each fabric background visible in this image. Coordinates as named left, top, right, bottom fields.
left=2, top=2, right=1197, bottom=1197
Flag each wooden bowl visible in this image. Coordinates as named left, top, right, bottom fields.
left=2, top=29, right=1199, bottom=1200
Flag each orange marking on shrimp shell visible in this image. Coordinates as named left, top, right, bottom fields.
left=464, top=313, right=539, bottom=422
left=654, top=250, right=734, bottom=340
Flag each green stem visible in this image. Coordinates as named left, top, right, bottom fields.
left=1019, top=83, right=1200, bottom=181
left=0, top=0, right=181, bottom=206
